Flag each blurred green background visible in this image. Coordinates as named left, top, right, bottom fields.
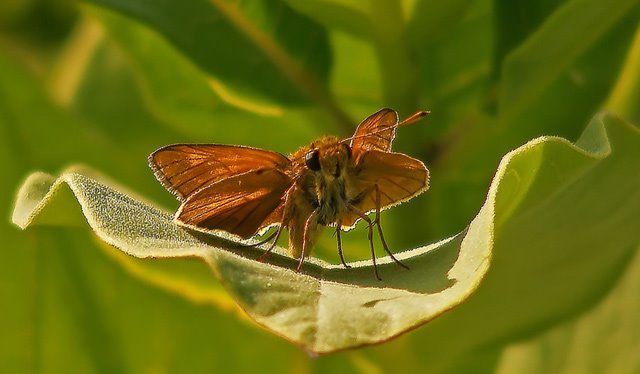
left=2, top=0, right=639, bottom=372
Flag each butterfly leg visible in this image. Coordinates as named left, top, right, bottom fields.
left=297, top=209, right=318, bottom=272
left=347, top=204, right=381, bottom=281
left=256, top=224, right=286, bottom=262
left=335, top=224, right=351, bottom=268
left=256, top=187, right=296, bottom=262
left=374, top=184, right=410, bottom=270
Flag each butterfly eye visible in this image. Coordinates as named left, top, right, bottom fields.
left=304, top=149, right=321, bottom=171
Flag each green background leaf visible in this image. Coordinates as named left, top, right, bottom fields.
left=87, top=0, right=332, bottom=105
left=2, top=0, right=640, bottom=371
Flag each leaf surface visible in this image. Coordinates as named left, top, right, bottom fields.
left=13, top=112, right=638, bottom=355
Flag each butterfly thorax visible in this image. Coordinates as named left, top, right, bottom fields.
left=288, top=136, right=357, bottom=225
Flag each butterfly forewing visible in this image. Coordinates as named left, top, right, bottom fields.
left=349, top=108, right=399, bottom=159
left=342, top=150, right=429, bottom=227
left=149, top=144, right=290, bottom=200
left=177, top=168, right=290, bottom=238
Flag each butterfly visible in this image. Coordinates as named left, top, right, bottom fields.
left=149, top=108, right=429, bottom=279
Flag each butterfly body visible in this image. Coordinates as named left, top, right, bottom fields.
left=286, top=135, right=359, bottom=257
left=149, top=108, right=430, bottom=279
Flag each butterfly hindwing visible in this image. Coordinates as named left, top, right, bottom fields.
left=341, top=150, right=429, bottom=228
left=177, top=168, right=291, bottom=238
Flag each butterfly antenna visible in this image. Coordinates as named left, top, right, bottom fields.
left=399, top=110, right=430, bottom=126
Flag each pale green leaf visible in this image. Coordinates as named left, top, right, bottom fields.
left=11, top=166, right=490, bottom=354
left=13, top=112, right=639, bottom=356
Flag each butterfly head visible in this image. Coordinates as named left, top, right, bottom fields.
left=303, top=136, right=352, bottom=180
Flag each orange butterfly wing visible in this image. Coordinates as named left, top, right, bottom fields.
left=149, top=144, right=290, bottom=201
left=349, top=108, right=399, bottom=160
left=177, top=168, right=290, bottom=238
left=342, top=109, right=428, bottom=227
left=342, top=152, right=429, bottom=228
left=149, top=144, right=292, bottom=238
